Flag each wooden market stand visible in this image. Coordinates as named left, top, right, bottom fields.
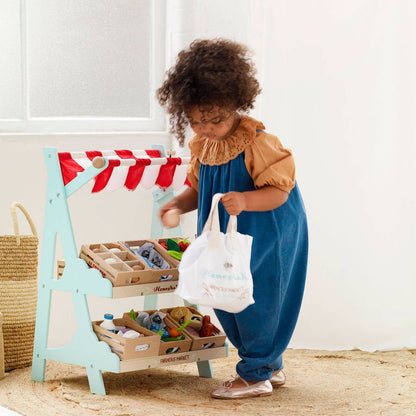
left=31, top=145, right=227, bottom=395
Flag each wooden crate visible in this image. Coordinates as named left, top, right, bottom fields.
left=92, top=317, right=160, bottom=360
left=123, top=310, right=192, bottom=355
left=162, top=307, right=226, bottom=351
left=122, top=239, right=180, bottom=279
left=80, top=240, right=179, bottom=287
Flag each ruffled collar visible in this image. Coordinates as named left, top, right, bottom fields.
left=188, top=115, right=265, bottom=166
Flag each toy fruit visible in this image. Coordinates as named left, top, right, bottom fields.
left=159, top=241, right=168, bottom=250
left=178, top=241, right=190, bottom=252
left=163, top=238, right=191, bottom=260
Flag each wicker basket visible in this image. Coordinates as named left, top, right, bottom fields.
left=0, top=202, right=38, bottom=371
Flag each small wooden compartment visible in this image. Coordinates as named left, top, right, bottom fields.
left=79, top=240, right=179, bottom=287
left=156, top=237, right=190, bottom=261
left=123, top=310, right=192, bottom=355
left=92, top=317, right=160, bottom=360
left=163, top=307, right=226, bottom=351
left=122, top=239, right=179, bottom=280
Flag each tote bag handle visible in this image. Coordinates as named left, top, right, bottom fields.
left=202, top=193, right=238, bottom=249
left=10, top=202, right=38, bottom=246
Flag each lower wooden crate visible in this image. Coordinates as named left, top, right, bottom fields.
left=162, top=307, right=227, bottom=351
left=92, top=317, right=160, bottom=360
left=123, top=310, right=192, bottom=355
left=118, top=345, right=228, bottom=373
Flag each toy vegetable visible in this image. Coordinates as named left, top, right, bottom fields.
left=168, top=319, right=191, bottom=338
left=160, top=238, right=190, bottom=260
left=129, top=309, right=136, bottom=321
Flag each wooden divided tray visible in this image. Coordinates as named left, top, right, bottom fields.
left=92, top=317, right=160, bottom=360
left=92, top=312, right=227, bottom=370
left=79, top=240, right=179, bottom=287
left=123, top=310, right=192, bottom=355
left=162, top=307, right=227, bottom=351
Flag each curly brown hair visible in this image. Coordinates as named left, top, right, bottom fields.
left=157, top=38, right=261, bottom=146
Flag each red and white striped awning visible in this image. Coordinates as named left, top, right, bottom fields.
left=58, top=149, right=191, bottom=193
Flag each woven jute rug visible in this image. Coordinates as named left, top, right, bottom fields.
left=0, top=347, right=415, bottom=416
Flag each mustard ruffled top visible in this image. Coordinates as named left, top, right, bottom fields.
left=187, top=116, right=296, bottom=193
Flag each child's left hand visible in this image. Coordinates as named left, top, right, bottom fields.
left=220, top=192, right=246, bottom=216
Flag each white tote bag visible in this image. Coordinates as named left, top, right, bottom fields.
left=175, top=193, right=255, bottom=313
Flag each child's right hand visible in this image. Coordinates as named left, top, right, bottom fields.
left=158, top=187, right=198, bottom=227
left=159, top=200, right=183, bottom=228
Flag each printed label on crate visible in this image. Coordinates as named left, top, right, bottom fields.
left=135, top=344, right=149, bottom=352
left=84, top=257, right=108, bottom=278
left=153, top=283, right=178, bottom=293
left=159, top=354, right=190, bottom=364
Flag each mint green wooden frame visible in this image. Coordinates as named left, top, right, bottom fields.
left=31, top=146, right=213, bottom=395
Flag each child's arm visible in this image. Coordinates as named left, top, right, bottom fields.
left=221, top=187, right=288, bottom=216
left=159, top=187, right=198, bottom=221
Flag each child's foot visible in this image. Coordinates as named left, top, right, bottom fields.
left=211, top=376, right=272, bottom=399
left=270, top=369, right=286, bottom=387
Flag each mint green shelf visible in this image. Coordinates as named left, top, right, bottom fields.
left=31, top=145, right=219, bottom=395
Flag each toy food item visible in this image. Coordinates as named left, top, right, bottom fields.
left=162, top=209, right=180, bottom=228
left=200, top=315, right=214, bottom=337
left=178, top=240, right=190, bottom=252
left=162, top=238, right=191, bottom=260
left=167, top=239, right=181, bottom=252
left=169, top=307, right=202, bottom=331
left=169, top=306, right=189, bottom=323
left=136, top=311, right=167, bottom=333
left=167, top=250, right=182, bottom=260
left=168, top=320, right=191, bottom=338
left=121, top=330, right=141, bottom=339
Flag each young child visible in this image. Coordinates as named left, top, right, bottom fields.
left=157, top=38, right=308, bottom=399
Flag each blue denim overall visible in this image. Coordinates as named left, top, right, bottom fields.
left=197, top=151, right=308, bottom=382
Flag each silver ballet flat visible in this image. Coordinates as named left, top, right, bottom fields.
left=211, top=376, right=273, bottom=399
left=270, top=369, right=286, bottom=387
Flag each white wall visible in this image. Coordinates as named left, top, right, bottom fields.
left=259, top=0, right=416, bottom=351
left=1, top=0, right=415, bottom=351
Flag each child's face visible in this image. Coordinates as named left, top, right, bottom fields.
left=188, top=106, right=238, bottom=141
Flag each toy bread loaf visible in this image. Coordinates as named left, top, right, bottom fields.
left=169, top=307, right=203, bottom=331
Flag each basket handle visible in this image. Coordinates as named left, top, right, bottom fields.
left=10, top=202, right=38, bottom=246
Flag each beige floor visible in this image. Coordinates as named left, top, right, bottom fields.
left=0, top=347, right=415, bottom=416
